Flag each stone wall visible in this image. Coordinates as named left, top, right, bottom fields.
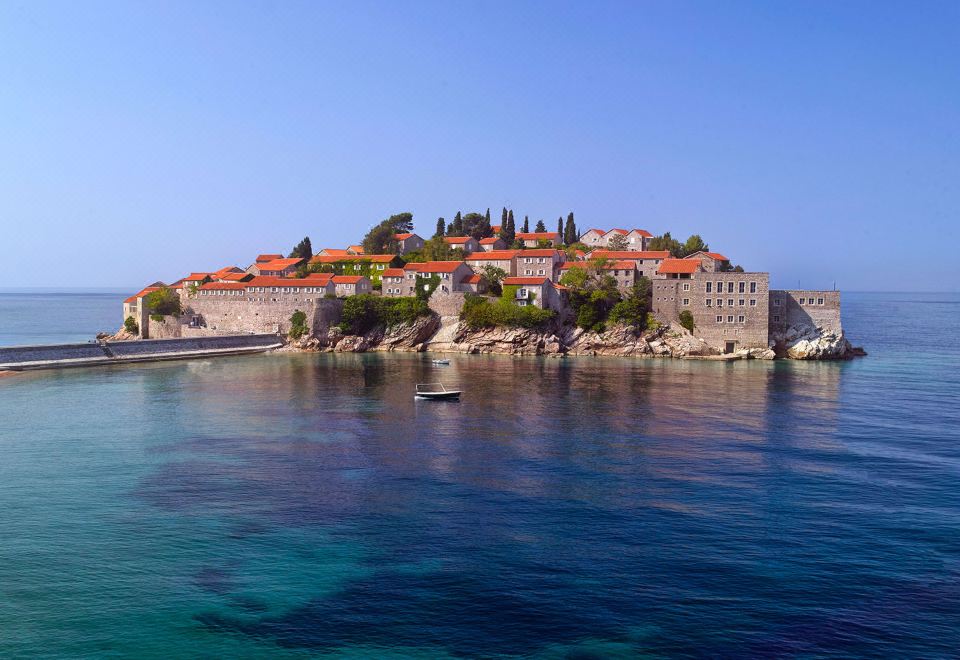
left=428, top=292, right=467, bottom=317
left=769, top=290, right=841, bottom=333
left=0, top=342, right=106, bottom=365
left=179, top=296, right=342, bottom=337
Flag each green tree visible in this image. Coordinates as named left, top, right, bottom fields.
left=289, top=310, right=309, bottom=339
left=559, top=259, right=622, bottom=331
left=501, top=210, right=515, bottom=244
left=522, top=215, right=530, bottom=233
left=564, top=212, right=577, bottom=245
left=607, top=233, right=629, bottom=251
left=435, top=217, right=445, bottom=238
left=678, top=310, right=695, bottom=333
left=479, top=264, right=507, bottom=295
left=123, top=316, right=139, bottom=335
left=681, top=234, right=709, bottom=257
left=361, top=212, right=413, bottom=254
left=534, top=219, right=546, bottom=233
left=557, top=217, right=563, bottom=240
left=500, top=207, right=508, bottom=232
left=289, top=236, right=313, bottom=260
left=609, top=277, right=652, bottom=331
left=403, top=236, right=465, bottom=263
left=144, top=287, right=181, bottom=320
left=451, top=211, right=463, bottom=236
left=648, top=232, right=683, bottom=257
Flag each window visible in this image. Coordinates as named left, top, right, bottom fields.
left=706, top=299, right=712, bottom=306
left=818, top=298, right=824, bottom=305
left=706, top=282, right=712, bottom=293
left=682, top=298, right=689, bottom=305
left=524, top=269, right=532, bottom=275
left=739, top=299, right=745, bottom=306
left=683, top=283, right=690, bottom=291
left=537, top=258, right=545, bottom=263
left=773, top=315, right=780, bottom=322
left=717, top=299, right=723, bottom=307
left=750, top=282, right=757, bottom=293
left=738, top=315, right=745, bottom=323
left=727, top=315, right=734, bottom=323
left=717, top=315, right=723, bottom=323
left=716, top=281, right=723, bottom=291
left=728, top=299, right=734, bottom=307
left=750, top=299, right=756, bottom=307
left=774, top=298, right=781, bottom=306
left=799, top=297, right=806, bottom=304
left=738, top=282, right=745, bottom=293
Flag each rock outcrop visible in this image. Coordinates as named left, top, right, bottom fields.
left=771, top=323, right=863, bottom=360
left=284, top=314, right=441, bottom=353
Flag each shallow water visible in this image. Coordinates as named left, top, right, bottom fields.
left=1, top=292, right=959, bottom=657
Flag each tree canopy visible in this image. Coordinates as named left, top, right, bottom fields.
left=361, top=212, right=414, bottom=255
left=607, top=233, right=629, bottom=251
left=289, top=236, right=313, bottom=260
left=534, top=219, right=547, bottom=233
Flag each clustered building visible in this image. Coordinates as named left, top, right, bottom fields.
left=124, top=226, right=839, bottom=354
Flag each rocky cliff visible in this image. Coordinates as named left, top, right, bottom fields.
left=283, top=312, right=861, bottom=361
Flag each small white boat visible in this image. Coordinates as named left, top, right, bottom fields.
left=415, top=383, right=461, bottom=400
left=431, top=359, right=450, bottom=365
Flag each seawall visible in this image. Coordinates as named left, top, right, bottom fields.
left=0, top=334, right=284, bottom=372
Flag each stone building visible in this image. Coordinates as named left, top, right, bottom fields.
left=400, top=261, right=474, bottom=297
left=684, top=251, right=731, bottom=272
left=559, top=260, right=639, bottom=292
left=308, top=254, right=402, bottom=286
left=502, top=277, right=565, bottom=311
left=515, top=249, right=565, bottom=281
left=443, top=236, right=480, bottom=254
left=253, top=258, right=305, bottom=277
left=121, top=285, right=164, bottom=336
left=768, top=290, right=842, bottom=334
left=394, top=232, right=425, bottom=255
left=587, top=250, right=670, bottom=280
left=332, top=275, right=372, bottom=297
left=478, top=237, right=506, bottom=251
left=465, top=250, right=520, bottom=277
left=580, top=228, right=652, bottom=250
left=516, top=231, right=560, bottom=248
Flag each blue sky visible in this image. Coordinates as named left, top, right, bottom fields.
left=1, top=1, right=957, bottom=291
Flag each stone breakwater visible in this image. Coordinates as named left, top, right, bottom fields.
left=282, top=314, right=863, bottom=360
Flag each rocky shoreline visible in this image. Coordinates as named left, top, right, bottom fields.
left=280, top=313, right=865, bottom=361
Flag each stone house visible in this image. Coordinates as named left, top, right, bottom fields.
left=216, top=271, right=253, bottom=283
left=401, top=261, right=474, bottom=297
left=478, top=237, right=506, bottom=251
left=516, top=231, right=560, bottom=247
left=332, top=275, right=372, bottom=297
left=465, top=250, right=520, bottom=277
left=459, top=273, right=488, bottom=294
left=684, top=251, right=731, bottom=272
left=394, top=233, right=425, bottom=255
left=580, top=229, right=652, bottom=250
left=515, top=249, right=565, bottom=281
left=316, top=248, right=352, bottom=256
left=559, top=260, right=638, bottom=291
left=443, top=236, right=480, bottom=254
left=653, top=271, right=771, bottom=354
left=381, top=268, right=407, bottom=297
left=657, top=258, right=702, bottom=279
left=587, top=250, right=670, bottom=280
left=501, top=276, right=565, bottom=311
left=254, top=257, right=305, bottom=277
left=768, top=290, right=841, bottom=333
left=308, top=254, right=403, bottom=286
left=121, top=285, right=164, bottom=336
left=347, top=245, right=365, bottom=255
left=255, top=254, right=283, bottom=264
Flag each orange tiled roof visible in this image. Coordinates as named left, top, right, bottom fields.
left=443, top=236, right=474, bottom=244
left=462, top=274, right=482, bottom=284
left=503, top=276, right=549, bottom=285
left=257, top=258, right=304, bottom=271
left=184, top=273, right=211, bottom=281
left=382, top=268, right=405, bottom=277
left=310, top=254, right=395, bottom=264
left=590, top=250, right=669, bottom=260
left=256, top=254, right=283, bottom=263
left=123, top=286, right=162, bottom=304
left=479, top=237, right=501, bottom=244
left=303, top=272, right=334, bottom=282
left=518, top=249, right=562, bottom=257
left=219, top=272, right=251, bottom=281
left=394, top=233, right=415, bottom=240
left=319, top=248, right=351, bottom=256
left=686, top=251, right=730, bottom=262
left=333, top=275, right=365, bottom=284
left=658, top=259, right=701, bottom=275
left=348, top=245, right=365, bottom=253
left=516, top=232, right=560, bottom=240
left=403, top=261, right=465, bottom=273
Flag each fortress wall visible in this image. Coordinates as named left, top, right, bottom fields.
left=178, top=296, right=342, bottom=337
left=769, top=290, right=842, bottom=333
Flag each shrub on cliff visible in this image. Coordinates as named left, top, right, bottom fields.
left=339, top=294, right=431, bottom=335
left=460, top=294, right=554, bottom=330
left=678, top=310, right=695, bottom=333
left=144, top=287, right=181, bottom=320
left=289, top=310, right=309, bottom=339
left=123, top=316, right=139, bottom=335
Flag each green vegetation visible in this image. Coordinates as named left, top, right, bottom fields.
left=144, top=287, right=181, bottom=319
left=460, top=293, right=554, bottom=329
left=415, top=274, right=440, bottom=301
left=361, top=212, right=414, bottom=255
left=403, top=237, right=465, bottom=263
left=560, top=263, right=652, bottom=333
left=534, top=219, right=546, bottom=233
left=607, top=233, right=629, bottom=251
left=339, top=295, right=431, bottom=335
left=289, top=310, right=309, bottom=339
left=501, top=209, right=515, bottom=245
left=123, top=316, right=139, bottom=335
left=434, top=217, right=445, bottom=238
left=563, top=212, right=578, bottom=246
left=289, top=236, right=313, bottom=260
left=648, top=232, right=710, bottom=258
left=479, top=264, right=507, bottom=295
left=678, top=310, right=695, bottom=333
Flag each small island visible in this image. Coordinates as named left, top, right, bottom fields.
left=118, top=210, right=862, bottom=361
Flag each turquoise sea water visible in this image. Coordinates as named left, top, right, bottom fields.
left=1, top=291, right=959, bottom=657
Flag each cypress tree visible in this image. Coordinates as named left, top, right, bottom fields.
left=452, top=211, right=463, bottom=236
left=435, top=217, right=445, bottom=238
left=446, top=222, right=454, bottom=235
left=500, top=207, right=508, bottom=231
left=535, top=219, right=546, bottom=233
left=522, top=216, right=530, bottom=233
left=564, top=212, right=576, bottom=246
left=485, top=208, right=491, bottom=227
left=557, top=217, right=563, bottom=239
left=503, top=210, right=515, bottom=244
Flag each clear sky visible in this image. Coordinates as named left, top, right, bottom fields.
left=1, top=1, right=957, bottom=291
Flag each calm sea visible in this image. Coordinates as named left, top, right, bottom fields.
left=1, top=291, right=959, bottom=657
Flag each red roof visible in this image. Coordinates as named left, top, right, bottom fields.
left=123, top=286, right=162, bottom=304
left=256, top=254, right=283, bottom=263
left=184, top=273, right=211, bottom=281
left=466, top=250, right=520, bottom=260
left=607, top=228, right=629, bottom=235
left=462, top=274, right=482, bottom=284
left=382, top=268, right=405, bottom=277
left=310, top=254, right=396, bottom=264
left=503, top=276, right=550, bottom=285
left=491, top=225, right=502, bottom=232
left=403, top=261, right=465, bottom=273
left=257, top=258, right=304, bottom=271
left=516, top=232, right=560, bottom=241
left=303, top=273, right=334, bottom=283
left=443, top=236, right=474, bottom=244
left=590, top=250, right=669, bottom=260
left=583, top=228, right=606, bottom=235
left=319, top=248, right=351, bottom=256
left=245, top=276, right=307, bottom=288
left=630, top=229, right=653, bottom=237
left=686, top=251, right=730, bottom=262
left=658, top=259, right=701, bottom=275
left=212, top=266, right=243, bottom=278
left=479, top=237, right=502, bottom=244
left=348, top=245, right=365, bottom=253
left=394, top=233, right=415, bottom=240
left=333, top=275, right=365, bottom=284
left=219, top=272, right=252, bottom=281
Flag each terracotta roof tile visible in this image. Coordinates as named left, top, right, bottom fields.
left=403, top=261, right=465, bottom=273
left=503, top=276, right=550, bottom=285
left=658, top=258, right=701, bottom=274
